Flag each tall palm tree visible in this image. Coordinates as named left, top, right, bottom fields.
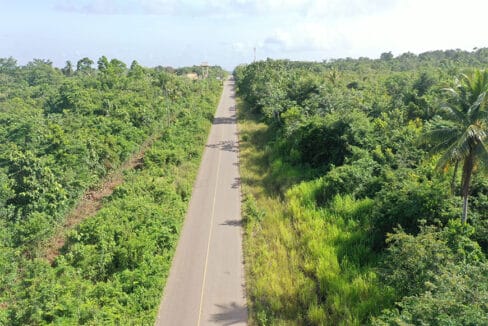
left=425, top=69, right=488, bottom=224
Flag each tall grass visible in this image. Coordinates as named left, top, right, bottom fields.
left=239, top=104, right=394, bottom=325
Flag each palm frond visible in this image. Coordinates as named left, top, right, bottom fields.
left=435, top=140, right=462, bottom=170
left=442, top=87, right=459, bottom=98
left=425, top=127, right=457, bottom=144
left=466, top=123, right=487, bottom=144
left=467, top=92, right=487, bottom=119
left=461, top=73, right=473, bottom=93
left=422, top=118, right=459, bottom=149
left=448, top=124, right=486, bottom=161
left=424, top=117, right=459, bottom=134
left=475, top=142, right=488, bottom=171
left=425, top=131, right=460, bottom=159
left=439, top=104, right=466, bottom=123
left=452, top=133, right=472, bottom=160
left=475, top=107, right=488, bottom=123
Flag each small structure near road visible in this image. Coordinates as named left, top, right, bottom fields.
left=201, top=61, right=209, bottom=79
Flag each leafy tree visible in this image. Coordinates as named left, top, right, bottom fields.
left=0, top=57, right=18, bottom=75
left=424, top=70, right=488, bottom=223
left=23, top=59, right=60, bottom=86
left=5, top=146, right=67, bottom=220
left=413, top=71, right=436, bottom=97
left=97, top=55, right=109, bottom=72
left=108, top=58, right=127, bottom=76
left=128, top=60, right=144, bottom=78
left=380, top=51, right=394, bottom=61
left=61, top=60, right=73, bottom=77
left=76, top=57, right=94, bottom=74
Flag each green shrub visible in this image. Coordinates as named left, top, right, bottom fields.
left=374, top=222, right=488, bottom=325
left=370, top=176, right=455, bottom=249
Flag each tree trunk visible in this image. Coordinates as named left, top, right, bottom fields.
left=462, top=195, right=469, bottom=224
left=461, top=153, right=475, bottom=224
left=451, top=160, right=459, bottom=195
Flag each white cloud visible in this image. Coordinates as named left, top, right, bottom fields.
left=55, top=0, right=179, bottom=15
left=253, top=0, right=488, bottom=61
left=55, top=0, right=136, bottom=14
left=261, top=23, right=344, bottom=53
left=231, top=42, right=248, bottom=53
left=32, top=0, right=488, bottom=68
left=54, top=0, right=399, bottom=17
left=334, top=0, right=488, bottom=58
left=199, top=0, right=398, bottom=17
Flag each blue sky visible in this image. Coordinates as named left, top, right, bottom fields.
left=1, top=0, right=487, bottom=70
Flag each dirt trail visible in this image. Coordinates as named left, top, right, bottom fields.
left=43, top=135, right=157, bottom=263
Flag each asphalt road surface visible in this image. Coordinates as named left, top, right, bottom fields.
left=155, top=78, right=247, bottom=326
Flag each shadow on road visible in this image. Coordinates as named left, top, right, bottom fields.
left=221, top=219, right=242, bottom=227
left=206, top=140, right=238, bottom=153
left=231, top=177, right=241, bottom=189
left=213, top=115, right=236, bottom=125
left=209, top=302, right=247, bottom=326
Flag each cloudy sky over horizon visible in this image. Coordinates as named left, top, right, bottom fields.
left=1, top=0, right=487, bottom=70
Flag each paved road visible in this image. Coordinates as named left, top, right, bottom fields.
left=155, top=78, right=247, bottom=326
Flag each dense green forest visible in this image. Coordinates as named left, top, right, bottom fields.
left=235, top=49, right=488, bottom=325
left=0, top=56, right=224, bottom=324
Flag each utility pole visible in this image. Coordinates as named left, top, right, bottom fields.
left=253, top=47, right=256, bottom=62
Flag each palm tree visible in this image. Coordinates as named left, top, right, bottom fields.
left=425, top=69, right=488, bottom=224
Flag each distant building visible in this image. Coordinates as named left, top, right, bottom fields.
left=201, top=62, right=209, bottom=79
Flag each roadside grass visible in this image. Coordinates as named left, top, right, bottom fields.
left=238, top=103, right=394, bottom=325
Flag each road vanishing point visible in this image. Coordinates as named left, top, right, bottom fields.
left=155, top=77, right=247, bottom=326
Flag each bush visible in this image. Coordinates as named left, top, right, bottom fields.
left=318, top=151, right=380, bottom=203
left=286, top=109, right=373, bottom=169
left=374, top=222, right=488, bottom=325
left=370, top=175, right=455, bottom=249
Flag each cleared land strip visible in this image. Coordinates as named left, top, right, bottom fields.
left=155, top=78, right=247, bottom=325
left=42, top=134, right=158, bottom=263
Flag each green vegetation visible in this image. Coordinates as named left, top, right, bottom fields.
left=236, top=49, right=488, bottom=325
left=175, top=65, right=228, bottom=80
left=0, top=57, right=223, bottom=324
